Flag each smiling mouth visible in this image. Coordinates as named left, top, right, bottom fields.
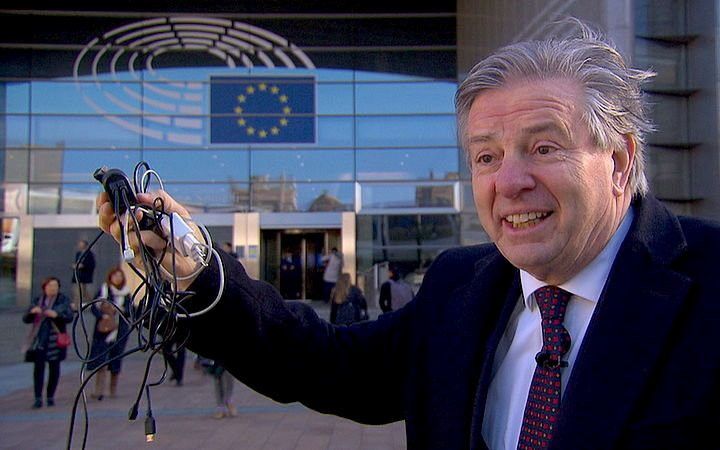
left=504, top=211, right=551, bottom=229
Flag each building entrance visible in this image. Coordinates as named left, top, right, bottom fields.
left=261, top=229, right=340, bottom=300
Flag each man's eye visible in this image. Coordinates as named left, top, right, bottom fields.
left=478, top=154, right=494, bottom=164
left=537, top=145, right=554, bottom=155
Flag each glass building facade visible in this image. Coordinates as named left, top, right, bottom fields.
left=3, top=1, right=720, bottom=307
left=0, top=4, right=468, bottom=306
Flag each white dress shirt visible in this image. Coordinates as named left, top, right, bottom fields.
left=481, top=209, right=634, bottom=450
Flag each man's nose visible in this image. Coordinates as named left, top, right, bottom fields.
left=494, top=155, right=535, bottom=198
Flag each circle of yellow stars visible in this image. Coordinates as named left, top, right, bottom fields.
left=234, top=82, right=291, bottom=139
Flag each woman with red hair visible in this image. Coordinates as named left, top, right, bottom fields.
left=87, top=267, right=131, bottom=400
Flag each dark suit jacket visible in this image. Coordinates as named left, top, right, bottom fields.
left=182, top=195, right=720, bottom=449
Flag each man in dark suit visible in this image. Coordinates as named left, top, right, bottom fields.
left=70, top=239, right=95, bottom=311
left=98, top=20, right=720, bottom=450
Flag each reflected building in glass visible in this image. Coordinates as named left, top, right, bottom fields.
left=1, top=0, right=719, bottom=306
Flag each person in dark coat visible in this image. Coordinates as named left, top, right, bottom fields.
left=87, top=267, right=132, bottom=400
left=70, top=239, right=95, bottom=311
left=329, top=273, right=368, bottom=325
left=98, top=20, right=720, bottom=449
left=279, top=249, right=302, bottom=300
left=378, top=264, right=414, bottom=313
left=22, top=276, right=74, bottom=409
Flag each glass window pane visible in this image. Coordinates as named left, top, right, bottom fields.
left=417, top=214, right=460, bottom=246
left=32, top=115, right=142, bottom=148
left=163, top=183, right=244, bottom=213
left=32, top=81, right=143, bottom=114
left=318, top=116, right=354, bottom=147
left=4, top=115, right=30, bottom=147
left=356, top=115, right=456, bottom=147
left=355, top=82, right=456, bottom=114
left=356, top=214, right=460, bottom=273
left=252, top=149, right=353, bottom=182
left=51, top=150, right=141, bottom=183
left=5, top=149, right=29, bottom=182
left=144, top=149, right=249, bottom=182
left=461, top=212, right=491, bottom=246
left=357, top=148, right=459, bottom=181
left=360, top=182, right=456, bottom=210
left=4, top=82, right=30, bottom=114
left=28, top=184, right=100, bottom=214
left=250, top=182, right=353, bottom=212
left=141, top=115, right=208, bottom=149
left=1, top=185, right=26, bottom=215
left=0, top=217, right=19, bottom=307
left=318, top=83, right=353, bottom=115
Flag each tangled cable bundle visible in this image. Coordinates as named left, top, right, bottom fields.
left=66, top=161, right=224, bottom=449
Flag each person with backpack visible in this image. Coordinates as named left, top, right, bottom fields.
left=379, top=264, right=414, bottom=313
left=329, top=273, right=368, bottom=325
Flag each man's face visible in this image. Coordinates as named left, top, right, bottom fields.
left=467, top=78, right=633, bottom=284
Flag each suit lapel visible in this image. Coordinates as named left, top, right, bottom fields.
left=469, top=270, right=522, bottom=449
left=553, top=197, right=692, bottom=449
left=421, top=248, right=518, bottom=449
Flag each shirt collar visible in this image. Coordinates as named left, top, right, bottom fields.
left=520, top=207, right=634, bottom=310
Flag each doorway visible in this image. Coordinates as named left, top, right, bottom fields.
left=261, top=229, right=340, bottom=300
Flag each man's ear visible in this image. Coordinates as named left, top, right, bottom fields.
left=612, top=134, right=635, bottom=196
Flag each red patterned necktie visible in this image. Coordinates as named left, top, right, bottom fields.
left=517, top=286, right=572, bottom=450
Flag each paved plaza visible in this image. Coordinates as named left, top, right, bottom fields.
left=0, top=306, right=406, bottom=450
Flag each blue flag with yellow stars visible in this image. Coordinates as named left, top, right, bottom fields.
left=210, top=76, right=316, bottom=144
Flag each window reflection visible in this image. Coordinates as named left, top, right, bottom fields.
left=4, top=115, right=30, bottom=147
left=58, top=150, right=141, bottom=183
left=4, top=66, right=463, bottom=214
left=31, top=115, right=142, bottom=148
left=5, top=83, right=30, bottom=114
left=356, top=114, right=456, bottom=147
left=356, top=214, right=460, bottom=272
left=355, top=82, right=456, bottom=114
left=144, top=150, right=249, bottom=182
left=357, top=148, right=458, bottom=181
left=247, top=181, right=353, bottom=212
left=31, top=81, right=143, bottom=114
left=252, top=149, right=353, bottom=182
left=360, top=182, right=457, bottom=210
left=28, top=184, right=99, bottom=214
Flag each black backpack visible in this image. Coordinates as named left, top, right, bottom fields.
left=335, top=300, right=358, bottom=325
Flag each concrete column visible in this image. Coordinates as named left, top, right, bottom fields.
left=341, top=212, right=356, bottom=284
left=233, top=212, right=260, bottom=279
left=15, top=214, right=33, bottom=306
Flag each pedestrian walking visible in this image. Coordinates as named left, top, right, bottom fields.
left=22, top=276, right=73, bottom=409
left=87, top=267, right=131, bottom=400
left=330, top=273, right=368, bottom=325
left=71, top=239, right=95, bottom=311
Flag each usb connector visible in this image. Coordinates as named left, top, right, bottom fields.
left=159, top=213, right=207, bottom=267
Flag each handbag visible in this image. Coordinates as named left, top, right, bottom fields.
left=23, top=320, right=41, bottom=363
left=24, top=346, right=39, bottom=362
left=97, top=302, right=118, bottom=334
left=51, top=321, right=71, bottom=349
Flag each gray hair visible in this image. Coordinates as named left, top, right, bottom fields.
left=455, top=19, right=655, bottom=197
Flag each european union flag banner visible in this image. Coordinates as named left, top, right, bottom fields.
left=210, top=76, right=316, bottom=144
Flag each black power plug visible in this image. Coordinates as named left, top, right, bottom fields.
left=93, top=166, right=138, bottom=216
left=94, top=166, right=156, bottom=231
